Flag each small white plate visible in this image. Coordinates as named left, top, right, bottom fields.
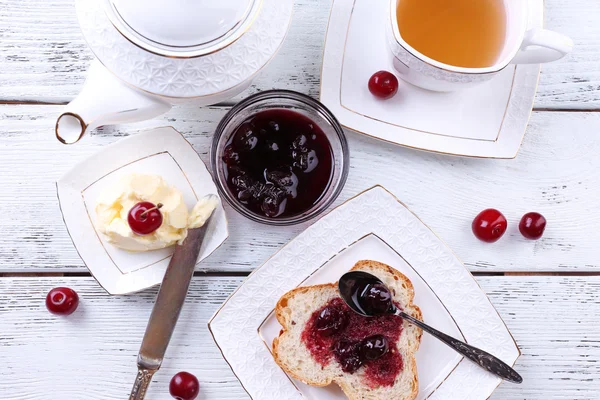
left=320, top=0, right=542, bottom=158
left=57, top=127, right=228, bottom=295
left=209, top=186, right=520, bottom=400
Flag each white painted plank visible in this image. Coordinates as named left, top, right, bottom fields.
left=0, top=276, right=599, bottom=399
left=479, top=276, right=600, bottom=400
left=0, top=0, right=599, bottom=109
left=1, top=105, right=599, bottom=273
left=0, top=276, right=248, bottom=400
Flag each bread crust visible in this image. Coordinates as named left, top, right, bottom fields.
left=273, top=260, right=423, bottom=400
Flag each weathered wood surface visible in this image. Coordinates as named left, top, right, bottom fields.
left=0, top=276, right=598, bottom=399
left=1, top=1, right=599, bottom=399
left=0, top=0, right=599, bottom=109
left=1, top=105, right=599, bottom=273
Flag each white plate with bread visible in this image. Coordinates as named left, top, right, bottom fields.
left=209, top=186, right=520, bottom=399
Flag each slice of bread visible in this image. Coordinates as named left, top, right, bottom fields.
left=273, top=260, right=423, bottom=400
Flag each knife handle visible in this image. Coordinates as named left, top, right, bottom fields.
left=129, top=368, right=156, bottom=400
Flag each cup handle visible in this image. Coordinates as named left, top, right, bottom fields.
left=511, top=28, right=574, bottom=64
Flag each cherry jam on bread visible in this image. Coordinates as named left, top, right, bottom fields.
left=301, top=298, right=404, bottom=388
left=222, top=109, right=333, bottom=219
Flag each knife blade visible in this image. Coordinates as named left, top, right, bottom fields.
left=129, top=209, right=215, bottom=400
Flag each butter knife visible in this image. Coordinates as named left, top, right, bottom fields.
left=129, top=207, right=216, bottom=400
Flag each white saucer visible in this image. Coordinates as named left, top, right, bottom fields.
left=209, top=186, right=519, bottom=400
left=320, top=0, right=542, bottom=158
left=57, top=127, right=229, bottom=295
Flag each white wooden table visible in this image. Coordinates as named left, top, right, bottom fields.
left=1, top=1, right=600, bottom=399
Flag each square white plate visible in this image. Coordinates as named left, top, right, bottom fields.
left=209, top=186, right=520, bottom=399
left=320, top=0, right=542, bottom=158
left=57, top=127, right=228, bottom=295
left=259, top=234, right=464, bottom=400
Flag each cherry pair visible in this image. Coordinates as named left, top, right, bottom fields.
left=472, top=209, right=547, bottom=243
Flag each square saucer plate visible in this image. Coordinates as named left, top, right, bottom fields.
left=320, top=0, right=542, bottom=158
left=57, top=127, right=228, bottom=295
left=209, top=186, right=520, bottom=399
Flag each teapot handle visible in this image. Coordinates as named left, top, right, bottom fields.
left=56, top=60, right=172, bottom=144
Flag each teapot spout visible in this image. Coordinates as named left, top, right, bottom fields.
left=56, top=60, right=172, bottom=144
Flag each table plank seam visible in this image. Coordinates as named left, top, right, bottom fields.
left=1, top=99, right=600, bottom=113
left=2, top=271, right=600, bottom=278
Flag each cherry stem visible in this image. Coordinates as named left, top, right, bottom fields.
left=140, top=203, right=163, bottom=218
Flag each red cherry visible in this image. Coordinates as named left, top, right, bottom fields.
left=169, top=372, right=199, bottom=400
left=46, top=287, right=79, bottom=315
left=519, top=212, right=547, bottom=240
left=127, top=202, right=163, bottom=235
left=472, top=209, right=508, bottom=243
left=368, top=70, right=399, bottom=99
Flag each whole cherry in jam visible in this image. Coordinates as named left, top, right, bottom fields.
left=360, top=335, right=389, bottom=361
left=234, top=122, right=259, bottom=151
left=169, top=371, right=200, bottom=400
left=46, top=287, right=79, bottom=315
left=333, top=335, right=390, bottom=373
left=222, top=109, right=333, bottom=219
left=519, top=212, right=547, bottom=240
left=368, top=71, right=399, bottom=99
left=128, top=202, right=163, bottom=235
left=315, top=306, right=349, bottom=336
left=333, top=339, right=363, bottom=373
left=472, top=208, right=508, bottom=243
left=358, top=283, right=393, bottom=315
left=223, top=145, right=240, bottom=165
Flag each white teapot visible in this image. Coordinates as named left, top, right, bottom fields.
left=56, top=0, right=294, bottom=144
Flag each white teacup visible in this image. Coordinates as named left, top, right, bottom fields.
left=387, top=0, right=574, bottom=92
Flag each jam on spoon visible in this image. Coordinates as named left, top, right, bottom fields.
left=358, top=283, right=393, bottom=315
left=222, top=109, right=333, bottom=219
left=338, top=271, right=524, bottom=384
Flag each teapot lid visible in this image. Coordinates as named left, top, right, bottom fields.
left=105, top=0, right=261, bottom=58
left=75, top=0, right=293, bottom=98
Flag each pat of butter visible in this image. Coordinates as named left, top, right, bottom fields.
left=95, top=174, right=189, bottom=252
left=188, top=194, right=219, bottom=229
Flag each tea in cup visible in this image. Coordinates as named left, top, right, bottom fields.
left=387, top=0, right=574, bottom=91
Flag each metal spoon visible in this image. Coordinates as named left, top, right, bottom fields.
left=338, top=271, right=523, bottom=384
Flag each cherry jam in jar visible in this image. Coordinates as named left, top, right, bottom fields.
left=212, top=90, right=349, bottom=225
left=222, top=109, right=334, bottom=219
